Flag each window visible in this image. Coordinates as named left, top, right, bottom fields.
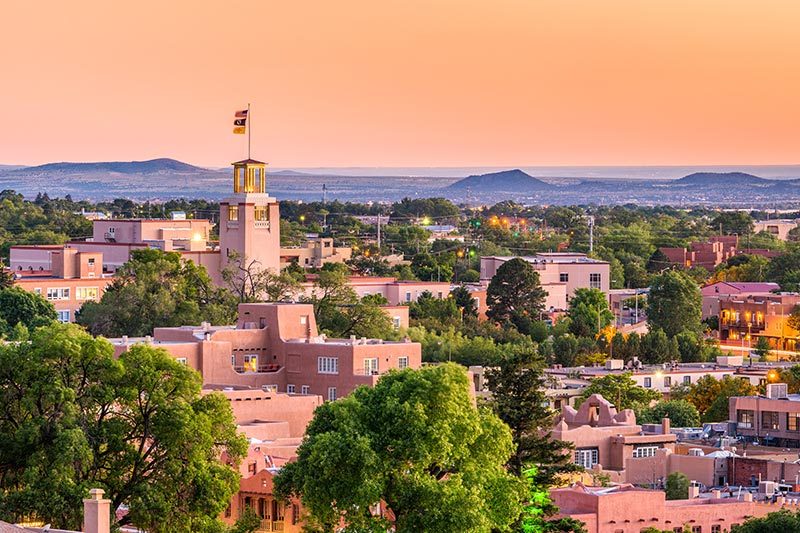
left=176, top=358, right=187, bottom=365
left=287, top=384, right=296, bottom=394
left=228, top=205, right=239, bottom=221
left=392, top=316, right=402, bottom=329
left=762, top=411, right=780, bottom=430
left=87, top=257, right=95, bottom=266
left=318, top=357, right=339, bottom=374
left=300, top=315, right=308, bottom=325
left=405, top=291, right=412, bottom=302
left=76, top=287, right=99, bottom=300
left=398, top=356, right=409, bottom=370
left=737, top=410, right=754, bottom=429
left=691, top=527, right=701, bottom=533
left=574, top=448, right=599, bottom=468
left=683, top=375, right=691, bottom=385
left=46, top=287, right=70, bottom=300
left=254, top=205, right=269, bottom=221
left=243, top=354, right=258, bottom=373
left=589, top=273, right=602, bottom=289
left=437, top=292, right=443, bottom=299
left=262, top=384, right=278, bottom=393
left=560, top=273, right=569, bottom=283
left=328, top=387, right=337, bottom=401
left=34, top=288, right=42, bottom=295
left=57, top=310, right=70, bottom=323
left=711, top=525, right=721, bottom=533
left=633, top=445, right=659, bottom=458
left=364, top=358, right=379, bottom=375
left=644, top=377, right=652, bottom=388
left=788, top=412, right=800, bottom=431
left=301, top=385, right=310, bottom=395
left=664, top=376, right=672, bottom=388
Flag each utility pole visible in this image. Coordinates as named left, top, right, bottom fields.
left=588, top=215, right=595, bottom=253
left=377, top=213, right=381, bottom=251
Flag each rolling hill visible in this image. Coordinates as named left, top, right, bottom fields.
left=670, top=172, right=772, bottom=187
left=11, top=158, right=207, bottom=175
left=446, top=169, right=553, bottom=192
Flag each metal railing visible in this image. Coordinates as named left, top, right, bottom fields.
left=257, top=519, right=285, bottom=532
left=233, top=364, right=281, bottom=374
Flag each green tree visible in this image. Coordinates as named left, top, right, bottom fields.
left=647, top=270, right=702, bottom=337
left=0, top=323, right=247, bottom=532
left=710, top=211, right=754, bottom=236
left=487, top=258, right=547, bottom=328
left=577, top=373, right=661, bottom=412
left=451, top=285, right=478, bottom=319
left=77, top=249, right=236, bottom=337
left=0, top=261, right=12, bottom=289
left=567, top=288, right=614, bottom=338
left=519, top=467, right=588, bottom=533
left=753, top=336, right=772, bottom=360
left=639, top=400, right=700, bottom=427
left=788, top=305, right=800, bottom=333
left=0, top=286, right=57, bottom=337
left=486, top=346, right=576, bottom=483
left=731, top=509, right=800, bottom=531
left=274, top=364, right=526, bottom=533
left=665, top=472, right=690, bottom=500
left=703, top=375, right=758, bottom=423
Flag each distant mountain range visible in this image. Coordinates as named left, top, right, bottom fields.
left=447, top=169, right=553, bottom=192
left=671, top=172, right=775, bottom=187
left=1, top=159, right=800, bottom=205
left=11, top=158, right=208, bottom=175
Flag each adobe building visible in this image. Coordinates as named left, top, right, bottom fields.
left=552, top=394, right=677, bottom=478
left=280, top=236, right=352, bottom=269
left=480, top=253, right=610, bottom=311
left=110, top=302, right=422, bottom=400
left=730, top=383, right=800, bottom=447
left=701, top=281, right=780, bottom=320
left=551, top=483, right=795, bottom=533
left=11, top=247, right=113, bottom=323
left=718, top=292, right=800, bottom=351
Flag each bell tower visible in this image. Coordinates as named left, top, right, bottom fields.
left=218, top=158, right=281, bottom=275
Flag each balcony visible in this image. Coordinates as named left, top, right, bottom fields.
left=233, top=364, right=281, bottom=374
left=256, top=519, right=284, bottom=532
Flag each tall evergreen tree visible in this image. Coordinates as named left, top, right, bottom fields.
left=486, top=258, right=547, bottom=327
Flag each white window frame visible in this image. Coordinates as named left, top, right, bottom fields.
left=301, top=385, right=310, bottom=395
left=57, top=310, right=70, bottom=323
left=398, top=356, right=409, bottom=370
left=46, top=287, right=71, bottom=301
left=318, top=356, right=339, bottom=374
left=392, top=316, right=402, bottom=329
left=364, top=358, right=379, bottom=376
left=327, top=387, right=337, bottom=401
left=643, top=377, right=652, bottom=388
left=287, top=384, right=296, bottom=394
left=574, top=448, right=599, bottom=469
left=589, top=273, right=602, bottom=289
left=632, top=445, right=659, bottom=459
left=176, top=357, right=187, bottom=365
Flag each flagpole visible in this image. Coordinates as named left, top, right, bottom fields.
left=247, top=103, right=251, bottom=160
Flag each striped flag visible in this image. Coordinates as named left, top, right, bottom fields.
left=233, top=109, right=248, bottom=134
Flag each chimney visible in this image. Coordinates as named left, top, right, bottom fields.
left=121, top=335, right=128, bottom=345
left=662, top=417, right=671, bottom=435
left=83, top=488, right=111, bottom=533
left=688, top=483, right=700, bottom=499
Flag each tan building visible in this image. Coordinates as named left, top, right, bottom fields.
left=280, top=237, right=352, bottom=269
left=480, top=253, right=610, bottom=311
left=10, top=247, right=113, bottom=323
left=718, top=292, right=800, bottom=351
left=754, top=219, right=800, bottom=240
left=110, top=302, right=421, bottom=400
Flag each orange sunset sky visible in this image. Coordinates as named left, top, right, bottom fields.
left=1, top=0, right=799, bottom=168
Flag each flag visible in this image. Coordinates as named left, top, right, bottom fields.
left=235, top=109, right=248, bottom=118
left=234, top=118, right=247, bottom=126
left=233, top=126, right=246, bottom=134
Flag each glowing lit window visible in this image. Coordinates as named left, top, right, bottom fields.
left=228, top=205, right=239, bottom=221
left=254, top=206, right=269, bottom=221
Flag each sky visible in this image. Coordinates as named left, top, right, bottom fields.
left=1, top=0, right=799, bottom=168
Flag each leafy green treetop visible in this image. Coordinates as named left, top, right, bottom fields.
left=0, top=323, right=247, bottom=532
left=77, top=249, right=236, bottom=337
left=665, top=472, right=690, bottom=500
left=274, top=363, right=526, bottom=533
left=647, top=269, right=703, bottom=337
left=567, top=288, right=614, bottom=338
left=0, top=285, right=57, bottom=337
left=487, top=258, right=547, bottom=328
